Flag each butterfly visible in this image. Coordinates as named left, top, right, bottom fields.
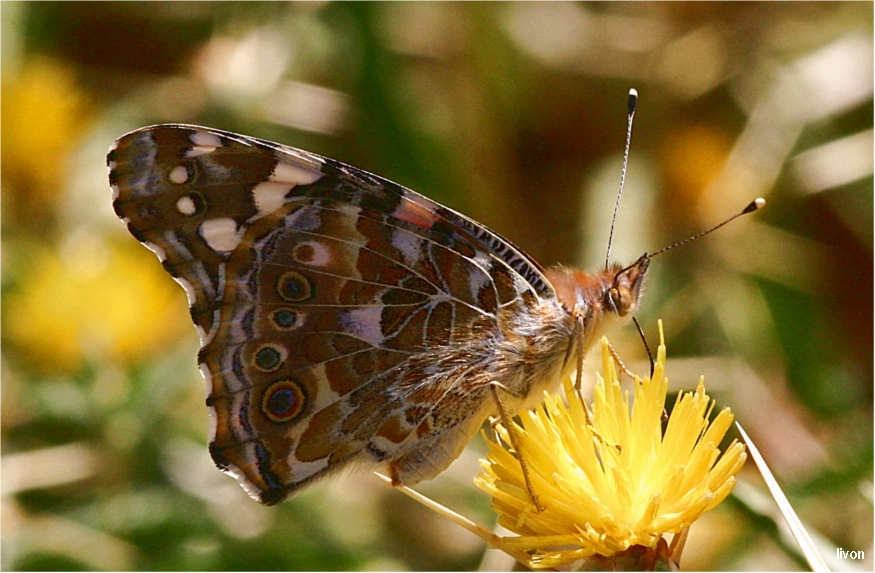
left=108, top=124, right=648, bottom=505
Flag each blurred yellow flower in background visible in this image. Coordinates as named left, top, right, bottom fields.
left=4, top=236, right=190, bottom=374
left=1, top=56, right=93, bottom=216
left=660, top=124, right=733, bottom=210
left=475, top=322, right=747, bottom=569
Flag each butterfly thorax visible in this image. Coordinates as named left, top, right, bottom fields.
left=492, top=295, right=581, bottom=409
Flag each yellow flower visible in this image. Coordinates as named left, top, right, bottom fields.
left=4, top=237, right=190, bottom=373
left=475, top=322, right=747, bottom=569
left=1, top=56, right=92, bottom=209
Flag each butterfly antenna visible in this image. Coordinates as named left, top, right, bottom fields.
left=605, top=89, right=638, bottom=270
left=622, top=198, right=765, bottom=375
left=615, top=198, right=765, bottom=278
left=645, top=198, right=766, bottom=263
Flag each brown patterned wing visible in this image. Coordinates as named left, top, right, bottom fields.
left=109, top=124, right=560, bottom=504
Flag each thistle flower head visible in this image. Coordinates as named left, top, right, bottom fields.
left=475, top=322, right=747, bottom=569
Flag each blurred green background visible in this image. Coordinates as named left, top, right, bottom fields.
left=2, top=2, right=872, bottom=571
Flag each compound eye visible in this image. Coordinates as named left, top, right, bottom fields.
left=607, top=286, right=633, bottom=316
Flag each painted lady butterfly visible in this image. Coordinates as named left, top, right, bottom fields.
left=108, top=123, right=652, bottom=505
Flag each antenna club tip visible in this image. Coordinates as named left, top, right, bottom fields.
left=628, top=89, right=638, bottom=114
left=742, top=197, right=766, bottom=214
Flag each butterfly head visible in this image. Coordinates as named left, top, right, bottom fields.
left=546, top=254, right=649, bottom=353
left=605, top=254, right=650, bottom=317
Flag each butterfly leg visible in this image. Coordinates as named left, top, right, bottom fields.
left=574, top=314, right=585, bottom=393
left=489, top=382, right=544, bottom=513
left=606, top=339, right=640, bottom=380
left=570, top=314, right=600, bottom=430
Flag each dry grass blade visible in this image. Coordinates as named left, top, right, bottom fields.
left=736, top=422, right=830, bottom=572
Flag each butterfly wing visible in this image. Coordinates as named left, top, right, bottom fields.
left=109, top=124, right=562, bottom=504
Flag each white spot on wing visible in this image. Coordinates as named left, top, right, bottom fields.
left=169, top=165, right=189, bottom=184
left=391, top=229, right=423, bottom=267
left=186, top=131, right=223, bottom=158
left=200, top=217, right=242, bottom=252
left=513, top=273, right=530, bottom=295
left=186, top=146, right=216, bottom=158
left=472, top=250, right=492, bottom=272
left=191, top=130, right=222, bottom=146
left=271, top=160, right=322, bottom=186
left=468, top=265, right=492, bottom=304
left=176, top=195, right=197, bottom=215
left=252, top=181, right=293, bottom=215
left=340, top=307, right=384, bottom=346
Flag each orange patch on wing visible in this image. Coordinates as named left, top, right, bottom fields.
left=375, top=415, right=410, bottom=444
left=324, top=358, right=359, bottom=396
left=297, top=404, right=342, bottom=461
left=393, top=200, right=438, bottom=230
left=415, top=417, right=434, bottom=438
